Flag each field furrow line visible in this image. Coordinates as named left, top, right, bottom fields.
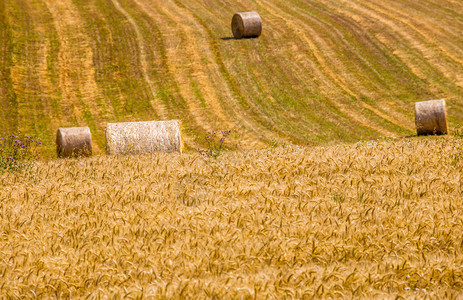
left=73, top=0, right=155, bottom=125
left=144, top=0, right=275, bottom=147
left=157, top=0, right=233, bottom=129
left=169, top=0, right=276, bottom=145
left=6, top=0, right=58, bottom=145
left=110, top=0, right=168, bottom=120
left=364, top=1, right=463, bottom=89
left=335, top=0, right=458, bottom=90
left=388, top=0, right=463, bottom=63
left=170, top=0, right=290, bottom=145
left=256, top=0, right=395, bottom=137
left=0, top=1, right=17, bottom=134
left=42, top=0, right=117, bottom=152
left=222, top=0, right=375, bottom=143
left=290, top=0, right=417, bottom=130
left=322, top=0, right=461, bottom=105
left=5, top=0, right=33, bottom=136
left=33, top=0, right=64, bottom=139
left=287, top=2, right=414, bottom=131
left=133, top=0, right=219, bottom=135
left=332, top=0, right=463, bottom=123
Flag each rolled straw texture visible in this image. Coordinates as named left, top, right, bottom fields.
left=232, top=11, right=262, bottom=39
left=105, top=120, right=183, bottom=155
left=415, top=99, right=449, bottom=136
left=56, top=127, right=92, bottom=158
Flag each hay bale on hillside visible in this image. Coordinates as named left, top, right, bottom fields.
left=105, top=120, right=183, bottom=155
left=232, top=11, right=262, bottom=39
left=415, top=99, right=449, bottom=136
left=56, top=127, right=92, bottom=158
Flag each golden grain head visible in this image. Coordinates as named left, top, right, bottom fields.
left=0, top=137, right=463, bottom=298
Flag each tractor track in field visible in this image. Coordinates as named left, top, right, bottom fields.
left=256, top=0, right=396, bottom=137
left=7, top=0, right=49, bottom=137
left=133, top=0, right=219, bottom=134
left=185, top=0, right=318, bottom=144
left=284, top=0, right=418, bottom=129
left=110, top=0, right=168, bottom=120
left=168, top=0, right=284, bottom=145
left=136, top=0, right=275, bottom=147
left=0, top=1, right=15, bottom=134
left=43, top=0, right=112, bottom=152
left=172, top=0, right=286, bottom=145
left=2, top=0, right=463, bottom=154
left=334, top=0, right=463, bottom=89
left=292, top=0, right=416, bottom=130
left=366, top=0, right=463, bottom=88
left=229, top=0, right=335, bottom=142
left=284, top=1, right=413, bottom=132
left=228, top=0, right=335, bottom=142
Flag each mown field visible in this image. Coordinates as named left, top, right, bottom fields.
left=1, top=137, right=463, bottom=298
left=1, top=0, right=463, bottom=154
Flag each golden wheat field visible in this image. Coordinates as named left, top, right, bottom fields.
left=1, top=136, right=462, bottom=298
left=2, top=0, right=463, bottom=298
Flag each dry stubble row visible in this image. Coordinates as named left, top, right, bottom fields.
left=0, top=137, right=463, bottom=298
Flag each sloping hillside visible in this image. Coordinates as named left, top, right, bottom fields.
left=1, top=0, right=463, bottom=154
left=1, top=137, right=463, bottom=297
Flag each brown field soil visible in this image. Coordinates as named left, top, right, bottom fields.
left=1, top=0, right=463, bottom=154
left=1, top=136, right=463, bottom=298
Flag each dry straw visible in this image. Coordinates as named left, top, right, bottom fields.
left=105, top=120, right=183, bottom=155
left=56, top=127, right=92, bottom=158
left=415, top=99, right=449, bottom=136
left=3, top=137, right=463, bottom=298
left=231, top=11, right=262, bottom=39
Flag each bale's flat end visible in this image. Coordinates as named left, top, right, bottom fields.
left=415, top=99, right=448, bottom=136
left=231, top=11, right=262, bottom=39
left=56, top=127, right=92, bottom=158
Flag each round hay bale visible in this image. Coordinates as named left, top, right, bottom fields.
left=105, top=120, right=183, bottom=155
left=56, top=127, right=92, bottom=158
left=232, top=11, right=262, bottom=39
left=415, top=99, right=449, bottom=136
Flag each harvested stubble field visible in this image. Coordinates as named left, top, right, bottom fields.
left=1, top=137, right=463, bottom=298
left=1, top=0, right=463, bottom=154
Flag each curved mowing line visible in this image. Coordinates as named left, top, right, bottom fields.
left=162, top=0, right=261, bottom=141
left=188, top=0, right=384, bottom=143
left=363, top=1, right=463, bottom=92
left=8, top=0, right=48, bottom=139
left=287, top=1, right=415, bottom=132
left=166, top=0, right=279, bottom=146
left=374, top=0, right=463, bottom=70
left=110, top=0, right=168, bottom=120
left=0, top=0, right=18, bottom=134
left=134, top=0, right=220, bottom=135
left=333, top=0, right=463, bottom=122
left=123, top=0, right=223, bottom=149
left=256, top=0, right=394, bottom=137
left=273, top=0, right=415, bottom=134
left=43, top=0, right=113, bottom=153
left=342, top=1, right=458, bottom=83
